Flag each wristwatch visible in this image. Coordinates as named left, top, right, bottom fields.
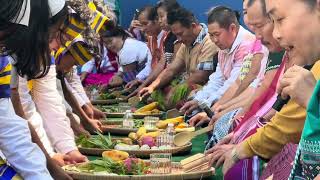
left=231, top=147, right=240, bottom=163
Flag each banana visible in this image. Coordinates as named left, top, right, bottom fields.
left=140, top=131, right=160, bottom=138
left=136, top=127, right=147, bottom=138
left=135, top=102, right=158, bottom=113
left=156, top=116, right=184, bottom=129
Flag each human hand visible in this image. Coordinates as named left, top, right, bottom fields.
left=277, top=65, right=316, bottom=108
left=180, top=100, right=199, bottom=115
left=92, top=106, right=106, bottom=119
left=138, top=86, right=155, bottom=99
left=125, top=79, right=142, bottom=89
left=188, top=112, right=209, bottom=127
left=206, top=144, right=235, bottom=167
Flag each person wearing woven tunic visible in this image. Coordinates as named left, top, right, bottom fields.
left=48, top=0, right=109, bottom=131
left=139, top=7, right=219, bottom=109
left=279, top=68, right=320, bottom=179
left=13, top=0, right=109, bottom=165
left=100, top=25, right=152, bottom=87
left=124, top=6, right=167, bottom=89
left=186, top=5, right=266, bottom=127
left=0, top=57, right=52, bottom=180
left=181, top=6, right=256, bottom=116
left=127, top=0, right=181, bottom=99
left=265, top=0, right=320, bottom=179
left=55, top=0, right=114, bottom=124
left=188, top=0, right=283, bottom=148
left=0, top=0, right=76, bottom=179
left=81, top=48, right=118, bottom=86
left=202, top=0, right=290, bottom=179
left=67, top=65, right=106, bottom=118
left=218, top=0, right=320, bottom=179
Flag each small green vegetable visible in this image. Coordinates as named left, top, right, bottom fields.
left=78, top=157, right=126, bottom=175
left=76, top=132, right=116, bottom=149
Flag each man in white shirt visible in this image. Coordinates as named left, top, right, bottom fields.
left=181, top=6, right=255, bottom=114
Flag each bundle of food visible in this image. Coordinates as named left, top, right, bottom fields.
left=156, top=116, right=195, bottom=132
left=64, top=150, right=150, bottom=175
left=151, top=82, right=201, bottom=110
left=97, top=103, right=162, bottom=119
left=98, top=92, right=117, bottom=100
left=96, top=105, right=119, bottom=113
left=134, top=102, right=161, bottom=115
left=102, top=119, right=144, bottom=129
left=76, top=132, right=116, bottom=149
left=63, top=151, right=215, bottom=179
left=115, top=127, right=162, bottom=151
left=98, top=88, right=132, bottom=100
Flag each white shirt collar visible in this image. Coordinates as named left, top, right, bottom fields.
left=228, top=26, right=251, bottom=54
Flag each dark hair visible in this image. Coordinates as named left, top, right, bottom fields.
left=153, top=0, right=180, bottom=22
left=137, top=6, right=153, bottom=20
left=207, top=6, right=240, bottom=29
left=148, top=7, right=158, bottom=21
left=167, top=7, right=198, bottom=28
left=247, top=0, right=267, bottom=15
left=1, top=0, right=51, bottom=79
left=156, top=0, right=180, bottom=13
left=101, top=21, right=129, bottom=40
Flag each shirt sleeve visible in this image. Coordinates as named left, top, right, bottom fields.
left=173, top=44, right=186, bottom=68
left=249, top=78, right=261, bottom=88
left=81, top=60, right=95, bottom=73
left=206, top=65, right=241, bottom=104
left=65, top=68, right=90, bottom=105
left=242, top=59, right=320, bottom=160
left=196, top=35, right=219, bottom=71
left=136, top=48, right=152, bottom=80
left=242, top=99, right=306, bottom=159
left=0, top=99, right=53, bottom=180
left=193, top=63, right=224, bottom=105
left=64, top=78, right=86, bottom=107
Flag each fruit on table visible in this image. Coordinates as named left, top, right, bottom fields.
left=175, top=127, right=195, bottom=133
left=128, top=132, right=138, bottom=141
left=134, top=109, right=161, bottom=115
left=156, top=116, right=184, bottom=129
left=140, top=131, right=160, bottom=138
left=135, top=102, right=158, bottom=113
left=176, top=122, right=188, bottom=129
left=102, top=150, right=129, bottom=162
left=136, top=127, right=147, bottom=138
left=139, top=136, right=155, bottom=147
left=120, top=138, right=133, bottom=145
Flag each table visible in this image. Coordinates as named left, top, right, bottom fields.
left=86, top=124, right=223, bottom=179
